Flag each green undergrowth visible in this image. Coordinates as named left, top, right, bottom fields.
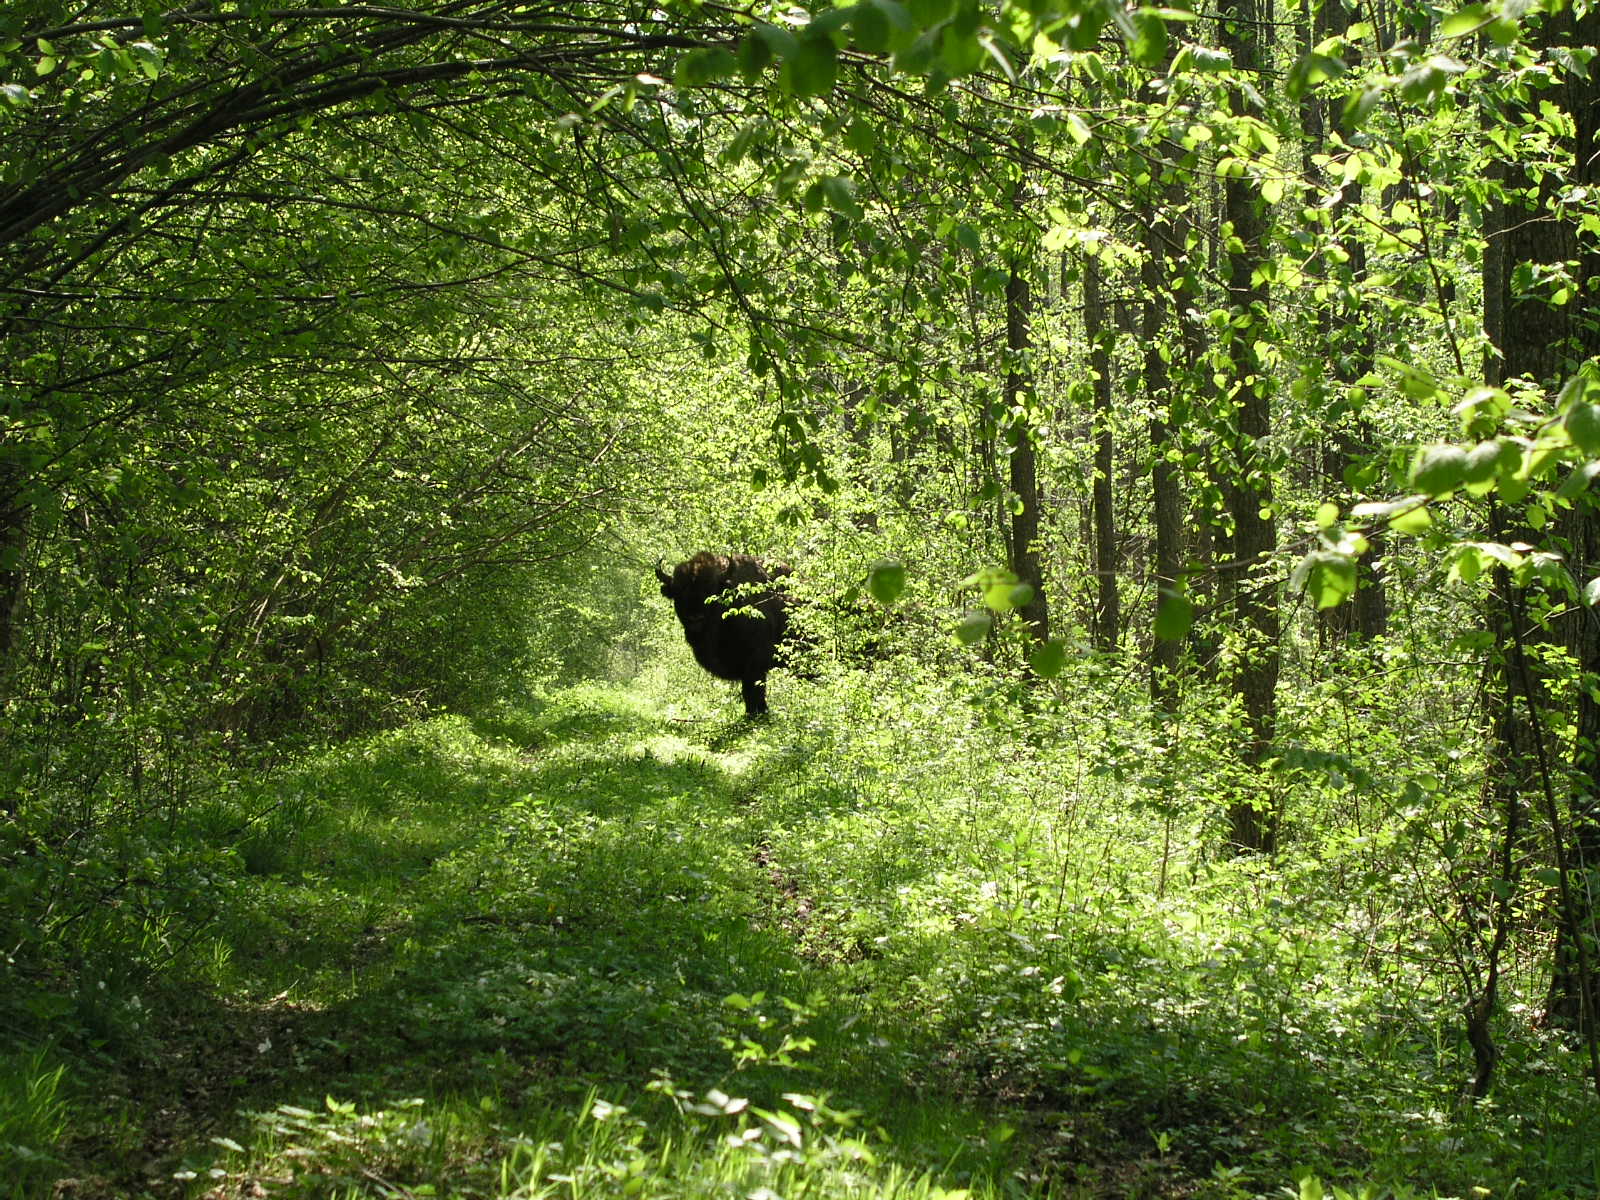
left=10, top=664, right=1600, bottom=1198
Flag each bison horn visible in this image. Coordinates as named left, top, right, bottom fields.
left=655, top=559, right=671, bottom=585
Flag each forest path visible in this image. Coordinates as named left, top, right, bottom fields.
left=87, top=683, right=1049, bottom=1199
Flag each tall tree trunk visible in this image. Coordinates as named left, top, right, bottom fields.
left=1006, top=257, right=1049, bottom=645
left=1143, top=212, right=1184, bottom=714
left=1085, top=254, right=1120, bottom=653
left=1483, top=3, right=1600, bottom=1045
left=0, top=487, right=24, bottom=695
left=1218, top=0, right=1280, bottom=854
left=1305, top=0, right=1386, bottom=644
left=0, top=471, right=25, bottom=816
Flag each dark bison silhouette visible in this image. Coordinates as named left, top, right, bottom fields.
left=656, top=552, right=797, bottom=718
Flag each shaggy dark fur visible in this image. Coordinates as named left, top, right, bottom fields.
left=656, top=552, right=795, bottom=717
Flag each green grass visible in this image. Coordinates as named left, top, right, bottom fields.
left=15, top=660, right=1600, bottom=1198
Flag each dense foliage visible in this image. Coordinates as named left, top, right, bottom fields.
left=5, top=0, right=1600, bottom=1192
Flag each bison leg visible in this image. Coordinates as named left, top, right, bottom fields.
left=741, top=676, right=769, bottom=718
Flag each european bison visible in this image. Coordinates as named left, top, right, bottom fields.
left=656, top=551, right=797, bottom=718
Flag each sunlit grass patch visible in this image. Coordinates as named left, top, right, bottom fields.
left=0, top=1049, right=68, bottom=1196
left=198, top=1084, right=1008, bottom=1200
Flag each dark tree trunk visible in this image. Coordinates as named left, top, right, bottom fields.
left=1218, top=0, right=1280, bottom=854
left=0, top=471, right=24, bottom=816
left=1482, top=4, right=1600, bottom=1041
left=1143, top=214, right=1184, bottom=714
left=1085, top=255, right=1120, bottom=653
left=1006, top=259, right=1050, bottom=645
left=0, top=488, right=24, bottom=695
left=1306, top=0, right=1386, bottom=645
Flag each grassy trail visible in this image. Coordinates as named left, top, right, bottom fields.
left=42, top=671, right=1600, bottom=1198
left=73, top=682, right=1035, bottom=1199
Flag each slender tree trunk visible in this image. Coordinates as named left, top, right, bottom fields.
left=0, top=488, right=25, bottom=695
left=1305, top=0, right=1386, bottom=644
left=1218, top=0, right=1280, bottom=853
left=1085, top=254, right=1120, bottom=652
left=1006, top=257, right=1049, bottom=644
left=0, top=471, right=25, bottom=816
left=1143, top=220, right=1183, bottom=714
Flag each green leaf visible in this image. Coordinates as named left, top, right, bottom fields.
left=852, top=1, right=892, bottom=53
left=893, top=28, right=939, bottom=73
left=867, top=0, right=917, bottom=45
left=908, top=0, right=955, bottom=25
left=954, top=609, right=992, bottom=644
left=1565, top=403, right=1600, bottom=455
left=1127, top=8, right=1170, bottom=68
left=1398, top=54, right=1465, bottom=104
left=1461, top=440, right=1503, bottom=487
left=1389, top=504, right=1433, bottom=535
left=1342, top=86, right=1382, bottom=128
left=810, top=6, right=858, bottom=37
left=1409, top=444, right=1468, bottom=496
left=1315, top=502, right=1340, bottom=529
left=675, top=47, right=737, bottom=89
left=128, top=40, right=164, bottom=79
left=782, top=35, right=838, bottom=96
left=1306, top=552, right=1357, bottom=609
left=1060, top=4, right=1108, bottom=51
left=972, top=567, right=1025, bottom=610
left=867, top=559, right=906, bottom=605
left=752, top=23, right=799, bottom=62
left=1486, top=16, right=1520, bottom=45
left=1438, top=3, right=1492, bottom=38
left=844, top=119, right=876, bottom=154
left=1029, top=639, right=1068, bottom=678
left=1285, top=50, right=1347, bottom=99
left=738, top=30, right=775, bottom=79
left=939, top=22, right=984, bottom=74
left=1154, top=586, right=1193, bottom=641
left=1451, top=543, right=1484, bottom=584
left=1186, top=45, right=1232, bottom=71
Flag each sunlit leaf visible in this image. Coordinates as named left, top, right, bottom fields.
left=1389, top=504, right=1434, bottom=535
left=1304, top=552, right=1356, bottom=609
left=1438, top=3, right=1492, bottom=38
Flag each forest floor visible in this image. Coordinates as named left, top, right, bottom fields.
left=32, top=672, right=1600, bottom=1198
left=43, top=681, right=1197, bottom=1199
